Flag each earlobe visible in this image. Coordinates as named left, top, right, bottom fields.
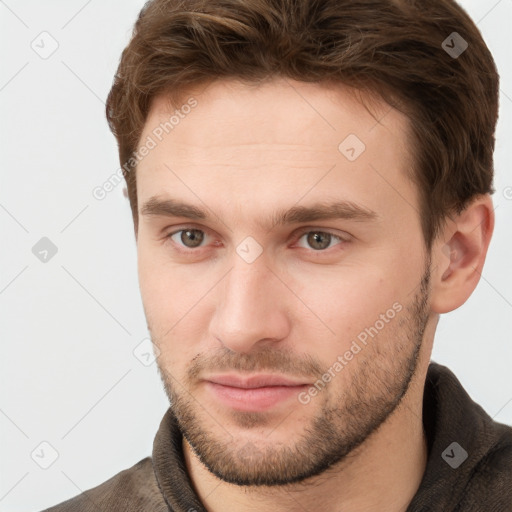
left=430, top=195, right=494, bottom=314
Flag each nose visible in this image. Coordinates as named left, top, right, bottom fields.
left=209, top=256, right=291, bottom=354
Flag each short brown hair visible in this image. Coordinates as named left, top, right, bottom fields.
left=106, top=0, right=499, bottom=248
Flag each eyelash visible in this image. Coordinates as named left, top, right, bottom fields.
left=165, top=226, right=348, bottom=253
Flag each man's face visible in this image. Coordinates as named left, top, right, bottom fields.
left=136, top=79, right=432, bottom=485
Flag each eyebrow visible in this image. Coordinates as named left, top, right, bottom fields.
left=140, top=196, right=379, bottom=229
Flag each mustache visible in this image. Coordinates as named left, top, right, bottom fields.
left=187, top=346, right=325, bottom=382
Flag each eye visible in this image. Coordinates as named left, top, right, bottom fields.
left=166, top=227, right=348, bottom=253
left=168, top=228, right=208, bottom=249
left=295, top=230, right=345, bottom=251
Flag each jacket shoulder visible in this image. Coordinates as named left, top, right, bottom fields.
left=40, top=457, right=169, bottom=512
left=455, top=424, right=512, bottom=512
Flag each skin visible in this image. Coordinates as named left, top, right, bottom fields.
left=135, top=78, right=494, bottom=512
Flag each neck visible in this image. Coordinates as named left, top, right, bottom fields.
left=183, top=362, right=429, bottom=512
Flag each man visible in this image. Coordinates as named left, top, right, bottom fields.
left=43, top=0, right=511, bottom=510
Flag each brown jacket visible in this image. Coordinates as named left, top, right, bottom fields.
left=41, top=362, right=512, bottom=511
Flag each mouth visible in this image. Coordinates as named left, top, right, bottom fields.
left=203, top=374, right=311, bottom=412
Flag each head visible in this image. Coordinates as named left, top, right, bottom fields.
left=106, top=0, right=498, bottom=486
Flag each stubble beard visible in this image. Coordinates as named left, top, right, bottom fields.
left=154, top=264, right=431, bottom=486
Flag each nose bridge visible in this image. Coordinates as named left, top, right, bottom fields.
left=210, top=252, right=290, bottom=353
left=227, top=255, right=268, bottom=311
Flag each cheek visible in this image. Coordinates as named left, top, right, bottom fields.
left=286, top=264, right=403, bottom=351
left=137, top=245, right=213, bottom=365
left=137, top=237, right=190, bottom=315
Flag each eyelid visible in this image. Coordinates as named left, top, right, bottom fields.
left=293, top=226, right=351, bottom=241
left=165, top=224, right=351, bottom=251
left=166, top=225, right=349, bottom=238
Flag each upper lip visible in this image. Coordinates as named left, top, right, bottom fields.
left=205, top=374, right=310, bottom=389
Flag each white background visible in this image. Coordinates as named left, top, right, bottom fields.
left=1, top=1, right=511, bottom=510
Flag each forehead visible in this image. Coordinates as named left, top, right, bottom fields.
left=146, top=78, right=411, bottom=149
left=136, top=78, right=418, bottom=228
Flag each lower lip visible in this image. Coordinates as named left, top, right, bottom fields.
left=205, top=382, right=308, bottom=412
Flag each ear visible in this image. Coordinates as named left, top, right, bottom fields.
left=429, top=194, right=495, bottom=314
